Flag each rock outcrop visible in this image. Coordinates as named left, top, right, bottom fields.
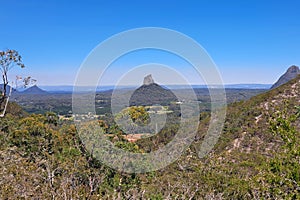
left=143, top=74, right=155, bottom=85
left=271, top=65, right=300, bottom=89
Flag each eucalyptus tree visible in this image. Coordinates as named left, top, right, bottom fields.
left=0, top=49, right=25, bottom=116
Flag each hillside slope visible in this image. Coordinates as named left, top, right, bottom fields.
left=136, top=75, right=300, bottom=199
left=218, top=74, right=300, bottom=155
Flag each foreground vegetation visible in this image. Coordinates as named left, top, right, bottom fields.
left=1, top=76, right=299, bottom=199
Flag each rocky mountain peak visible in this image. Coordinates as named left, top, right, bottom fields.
left=271, top=65, right=300, bottom=89
left=130, top=75, right=177, bottom=106
left=143, top=74, right=154, bottom=85
left=287, top=65, right=300, bottom=73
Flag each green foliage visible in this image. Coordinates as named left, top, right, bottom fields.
left=269, top=106, right=297, bottom=151
left=128, top=106, right=149, bottom=125
left=259, top=104, right=300, bottom=199
left=295, top=105, right=300, bottom=118
left=0, top=112, right=143, bottom=199
left=116, top=106, right=150, bottom=126
left=45, top=111, right=59, bottom=125
left=115, top=141, right=140, bottom=153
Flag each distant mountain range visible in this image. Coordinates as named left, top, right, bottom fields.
left=37, top=84, right=272, bottom=93
left=1, top=84, right=48, bottom=95
left=1, top=84, right=274, bottom=95
left=4, top=66, right=300, bottom=94
left=0, top=84, right=17, bottom=95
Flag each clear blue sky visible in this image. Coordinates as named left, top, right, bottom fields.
left=1, top=0, right=300, bottom=85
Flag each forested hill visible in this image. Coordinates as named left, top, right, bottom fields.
left=22, top=85, right=48, bottom=95
left=129, top=83, right=177, bottom=106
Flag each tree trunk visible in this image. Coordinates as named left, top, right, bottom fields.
left=0, top=72, right=8, bottom=106
left=0, top=84, right=12, bottom=117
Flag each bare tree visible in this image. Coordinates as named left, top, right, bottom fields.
left=0, top=49, right=25, bottom=116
